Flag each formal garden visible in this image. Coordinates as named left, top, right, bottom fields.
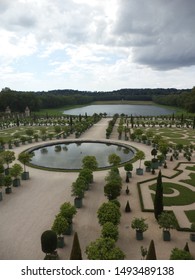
left=0, top=112, right=195, bottom=260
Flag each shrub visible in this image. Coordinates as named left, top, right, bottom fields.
left=41, top=230, right=57, bottom=254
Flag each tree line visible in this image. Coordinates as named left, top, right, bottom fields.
left=0, top=87, right=194, bottom=113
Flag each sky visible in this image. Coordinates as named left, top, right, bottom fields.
left=0, top=0, right=195, bottom=92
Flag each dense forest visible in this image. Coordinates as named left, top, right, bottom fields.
left=0, top=87, right=194, bottom=113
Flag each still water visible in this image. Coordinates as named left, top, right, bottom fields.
left=63, top=104, right=175, bottom=116
left=30, top=141, right=135, bottom=170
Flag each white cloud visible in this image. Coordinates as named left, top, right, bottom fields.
left=0, top=0, right=194, bottom=91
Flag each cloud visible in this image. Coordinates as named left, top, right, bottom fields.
left=113, top=0, right=195, bottom=70
left=0, top=0, right=195, bottom=91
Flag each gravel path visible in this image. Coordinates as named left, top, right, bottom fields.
left=0, top=118, right=195, bottom=260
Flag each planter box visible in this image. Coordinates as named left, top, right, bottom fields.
left=190, top=233, right=195, bottom=242
left=5, top=187, right=12, bottom=194
left=64, top=223, right=73, bottom=235
left=145, top=166, right=151, bottom=172
left=0, top=191, right=3, bottom=201
left=21, top=172, right=30, bottom=180
left=13, top=178, right=21, bottom=187
left=57, top=236, right=65, bottom=248
left=127, top=171, right=132, bottom=178
left=163, top=230, right=171, bottom=241
left=151, top=161, right=159, bottom=169
left=136, top=230, right=143, bottom=240
left=136, top=168, right=143, bottom=175
left=74, top=197, right=83, bottom=208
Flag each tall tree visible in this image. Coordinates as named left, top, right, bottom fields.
left=154, top=170, right=164, bottom=220
left=70, top=232, right=82, bottom=260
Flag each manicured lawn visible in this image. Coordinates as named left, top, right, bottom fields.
left=181, top=173, right=195, bottom=187
left=185, top=210, right=195, bottom=223
left=186, top=165, right=195, bottom=171
left=149, top=182, right=195, bottom=206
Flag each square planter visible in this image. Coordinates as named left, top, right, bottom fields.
left=145, top=166, right=151, bottom=172
left=0, top=191, right=3, bottom=201
left=163, top=230, right=171, bottom=241
left=151, top=161, right=159, bottom=169
left=74, top=197, right=83, bottom=208
left=57, top=236, right=65, bottom=248
left=127, top=171, right=132, bottom=178
left=64, top=223, right=73, bottom=235
left=190, top=233, right=195, bottom=242
left=5, top=187, right=12, bottom=194
left=21, top=172, right=30, bottom=180
left=136, top=168, right=143, bottom=175
left=136, top=230, right=143, bottom=240
left=13, top=178, right=21, bottom=187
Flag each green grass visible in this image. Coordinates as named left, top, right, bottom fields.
left=181, top=173, right=195, bottom=187
left=185, top=210, right=195, bottom=223
left=186, top=165, right=195, bottom=171
left=149, top=182, right=195, bottom=206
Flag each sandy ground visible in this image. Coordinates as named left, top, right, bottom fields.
left=0, top=117, right=195, bottom=260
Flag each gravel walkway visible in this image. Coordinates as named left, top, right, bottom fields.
left=0, top=118, right=195, bottom=260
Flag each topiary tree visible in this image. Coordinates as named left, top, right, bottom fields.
left=41, top=230, right=57, bottom=256
left=97, top=202, right=121, bottom=226
left=104, top=181, right=122, bottom=201
left=170, top=248, right=194, bottom=260
left=125, top=200, right=131, bottom=213
left=85, top=238, right=125, bottom=260
left=70, top=232, right=82, bottom=260
left=60, top=202, right=77, bottom=225
left=135, top=150, right=145, bottom=169
left=10, top=163, right=23, bottom=187
left=51, top=214, right=68, bottom=248
left=4, top=175, right=13, bottom=194
left=108, top=153, right=121, bottom=167
left=79, top=168, right=93, bottom=184
left=154, top=170, right=164, bottom=220
left=146, top=240, right=157, bottom=260
left=2, top=150, right=15, bottom=171
left=101, top=222, right=119, bottom=241
left=18, top=152, right=34, bottom=173
left=82, top=155, right=98, bottom=171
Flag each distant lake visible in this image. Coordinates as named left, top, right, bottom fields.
left=63, top=104, right=175, bottom=116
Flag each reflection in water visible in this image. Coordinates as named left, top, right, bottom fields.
left=30, top=141, right=134, bottom=169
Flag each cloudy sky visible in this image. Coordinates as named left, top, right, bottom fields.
left=0, top=0, right=195, bottom=92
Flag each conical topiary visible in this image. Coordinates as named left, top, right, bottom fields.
left=70, top=232, right=82, bottom=260
left=184, top=242, right=190, bottom=253
left=146, top=240, right=157, bottom=260
left=125, top=200, right=131, bottom=213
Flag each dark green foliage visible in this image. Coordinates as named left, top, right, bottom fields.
left=170, top=248, right=194, bottom=260
left=101, top=222, right=119, bottom=241
left=85, top=238, right=125, bottom=260
left=41, top=230, right=57, bottom=254
left=97, top=202, right=121, bottom=226
left=146, top=240, right=157, bottom=260
left=125, top=201, right=131, bottom=212
left=183, top=242, right=190, bottom=252
left=154, top=170, right=164, bottom=220
left=70, top=232, right=82, bottom=260
left=104, top=181, right=122, bottom=200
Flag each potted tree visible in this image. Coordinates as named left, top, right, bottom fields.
left=18, top=152, right=34, bottom=180
left=71, top=178, right=86, bottom=208
left=190, top=222, right=195, bottom=242
left=144, top=160, right=152, bottom=172
left=51, top=214, right=68, bottom=248
left=4, top=175, right=13, bottom=194
left=60, top=202, right=77, bottom=235
left=10, top=163, right=23, bottom=187
left=1, top=150, right=15, bottom=175
left=41, top=230, right=58, bottom=260
left=158, top=212, right=177, bottom=241
left=131, top=217, right=148, bottom=240
left=151, top=148, right=158, bottom=169
left=124, top=163, right=133, bottom=179
left=135, top=150, right=145, bottom=175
